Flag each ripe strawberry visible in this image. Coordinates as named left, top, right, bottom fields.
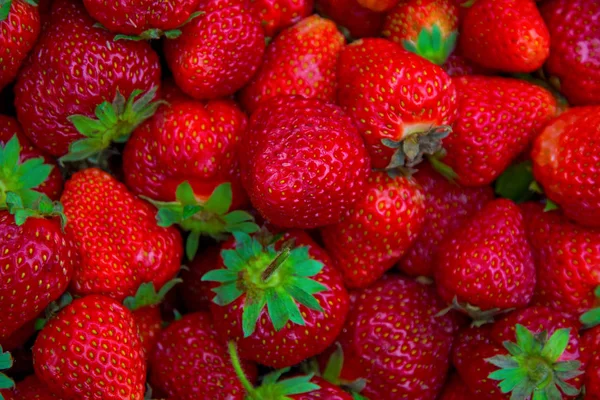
left=531, top=106, right=600, bottom=228
left=382, top=0, right=459, bottom=65
left=337, top=38, right=457, bottom=170
left=321, top=171, right=426, bottom=288
left=33, top=295, right=146, bottom=400
left=541, top=0, right=600, bottom=106
left=0, top=0, right=40, bottom=91
left=240, top=15, right=344, bottom=114
left=14, top=0, right=162, bottom=160
left=61, top=168, right=183, bottom=302
left=164, top=0, right=264, bottom=100
left=1, top=375, right=60, bottom=399
left=204, top=230, right=349, bottom=368
left=250, top=0, right=313, bottom=37
left=438, top=375, right=472, bottom=400
left=315, top=0, right=385, bottom=39
left=442, top=53, right=492, bottom=77
left=398, top=163, right=494, bottom=277
left=582, top=327, right=600, bottom=399
left=180, top=245, right=220, bottom=312
left=440, top=76, right=556, bottom=186
left=240, top=96, right=370, bottom=229
left=459, top=0, right=550, bottom=73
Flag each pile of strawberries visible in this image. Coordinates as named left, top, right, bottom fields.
left=0, top=0, right=599, bottom=398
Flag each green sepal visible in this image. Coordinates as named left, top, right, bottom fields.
left=544, top=199, right=559, bottom=212
left=254, top=369, right=320, bottom=399
left=0, top=346, right=14, bottom=396
left=382, top=125, right=451, bottom=170
left=6, top=191, right=67, bottom=229
left=113, top=11, right=204, bottom=41
left=402, top=24, right=457, bottom=65
left=436, top=296, right=506, bottom=326
left=352, top=394, right=370, bottom=400
left=580, top=286, right=600, bottom=328
left=123, top=279, right=182, bottom=311
left=0, top=0, right=12, bottom=21
left=35, top=292, right=73, bottom=330
left=495, top=161, right=535, bottom=203
left=426, top=151, right=458, bottom=182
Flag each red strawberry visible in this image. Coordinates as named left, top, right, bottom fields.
left=204, top=230, right=349, bottom=368
left=439, top=374, right=472, bottom=400
left=240, top=96, right=370, bottom=229
left=321, top=171, right=426, bottom=288
left=531, top=106, right=600, bottom=228
left=33, top=295, right=146, bottom=400
left=440, top=76, right=556, bottom=186
left=164, top=0, right=265, bottom=100
left=240, top=15, right=344, bottom=114
left=459, top=0, right=550, bottom=73
left=149, top=312, right=257, bottom=400
left=180, top=245, right=220, bottom=312
left=249, top=0, right=313, bottom=37
left=0, top=0, right=40, bottom=91
left=315, top=0, right=385, bottom=39
left=398, top=163, right=494, bottom=277
left=355, top=0, right=396, bottom=12
left=337, top=38, right=457, bottom=170
left=582, top=327, right=600, bottom=399
left=434, top=199, right=536, bottom=320
left=0, top=375, right=61, bottom=399
left=441, top=52, right=492, bottom=77
left=541, top=0, right=600, bottom=106
left=61, top=168, right=183, bottom=302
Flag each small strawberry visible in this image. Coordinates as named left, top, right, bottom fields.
left=531, top=106, right=600, bottom=228
left=1, top=375, right=60, bottom=399
left=61, top=168, right=183, bottom=302
left=337, top=38, right=457, bottom=170
left=315, top=0, right=385, bottom=39
left=240, top=96, right=370, bottom=229
left=321, top=171, right=426, bottom=288
left=582, top=327, right=600, bottom=399
left=240, top=15, right=344, bottom=114
left=180, top=245, right=220, bottom=312
left=33, top=295, right=146, bottom=400
left=438, top=374, right=472, bottom=400
left=249, top=0, right=313, bottom=37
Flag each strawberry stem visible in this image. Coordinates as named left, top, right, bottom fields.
left=261, top=238, right=295, bottom=281
left=228, top=341, right=258, bottom=398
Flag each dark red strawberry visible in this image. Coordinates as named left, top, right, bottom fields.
left=0, top=375, right=61, bottom=399
left=442, top=52, right=492, bottom=77
left=240, top=96, right=370, bottom=229
left=180, top=245, right=220, bottom=312
left=438, top=374, right=472, bottom=400
left=315, top=0, right=385, bottom=39
left=582, top=327, right=600, bottom=399
left=250, top=0, right=313, bottom=37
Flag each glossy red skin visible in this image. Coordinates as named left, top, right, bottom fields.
left=249, top=0, right=313, bottom=37
left=122, top=98, right=248, bottom=207
left=132, top=306, right=162, bottom=359
left=0, top=115, right=63, bottom=200
left=442, top=53, right=492, bottom=77
left=290, top=376, right=352, bottom=400
left=180, top=245, right=220, bottom=312
left=532, top=106, right=600, bottom=228
left=0, top=375, right=62, bottom=399
left=315, top=0, right=384, bottom=38
left=61, top=168, right=183, bottom=302
left=0, top=0, right=40, bottom=91
left=438, top=374, right=472, bottom=400
left=435, top=199, right=536, bottom=311
left=443, top=76, right=556, bottom=186
left=582, top=327, right=600, bottom=400
left=211, top=230, right=350, bottom=368
left=398, top=163, right=494, bottom=277
left=321, top=171, right=426, bottom=288
left=34, top=295, right=146, bottom=400
left=541, top=0, right=600, bottom=106
left=459, top=0, right=550, bottom=73
left=83, top=0, right=201, bottom=35
left=240, top=15, right=344, bottom=114
left=332, top=275, right=459, bottom=400
left=337, top=39, right=457, bottom=169
left=0, top=319, right=35, bottom=351
left=0, top=212, right=78, bottom=342
left=240, top=96, right=370, bottom=229
left=150, top=312, right=257, bottom=400
left=164, top=0, right=264, bottom=100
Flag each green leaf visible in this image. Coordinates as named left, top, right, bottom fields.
left=581, top=307, right=600, bottom=328
left=402, top=40, right=418, bottom=54
left=430, top=24, right=442, bottom=54
left=352, top=394, right=369, bottom=400
left=219, top=249, right=246, bottom=272
left=515, top=324, right=536, bottom=353
left=323, top=343, right=344, bottom=383
left=544, top=199, right=559, bottom=212
left=156, top=208, right=181, bottom=227
left=186, top=231, right=201, bottom=260
left=68, top=114, right=106, bottom=137
left=227, top=221, right=260, bottom=234
left=279, top=291, right=305, bottom=326
left=555, top=379, right=581, bottom=396
left=242, top=295, right=266, bottom=337
left=262, top=368, right=290, bottom=385
left=288, top=284, right=323, bottom=312
left=540, top=328, right=570, bottom=362
left=2, top=135, right=20, bottom=170
left=495, top=161, right=535, bottom=203
left=486, top=355, right=519, bottom=370
left=204, top=183, right=233, bottom=215
left=0, top=348, right=13, bottom=370
left=176, top=182, right=197, bottom=205
left=19, top=162, right=52, bottom=190
left=164, top=29, right=182, bottom=39
left=266, top=288, right=289, bottom=331
left=277, top=374, right=319, bottom=396
left=123, top=279, right=182, bottom=311
left=292, top=259, right=324, bottom=277
left=223, top=210, right=255, bottom=224
left=553, top=360, right=581, bottom=372
left=201, top=269, right=238, bottom=283
left=212, top=281, right=244, bottom=306
left=0, top=1, right=12, bottom=22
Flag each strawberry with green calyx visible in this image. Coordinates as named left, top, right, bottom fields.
left=34, top=292, right=73, bottom=331
left=0, top=347, right=15, bottom=398
left=5, top=191, right=67, bottom=229
left=144, top=181, right=258, bottom=260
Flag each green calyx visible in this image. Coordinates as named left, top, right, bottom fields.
left=495, top=161, right=535, bottom=203
left=112, top=11, right=204, bottom=41
left=123, top=278, right=182, bottom=311
left=486, top=324, right=583, bottom=400
left=382, top=125, right=452, bottom=171
left=580, top=286, right=600, bottom=329
left=6, top=191, right=67, bottom=229
left=402, top=24, right=457, bottom=66
left=35, top=292, right=73, bottom=330
left=61, top=87, right=164, bottom=164
left=1, top=0, right=37, bottom=21
left=202, top=232, right=328, bottom=338
left=320, top=343, right=367, bottom=395
left=143, top=181, right=259, bottom=260
left=0, top=346, right=14, bottom=399
left=437, top=296, right=509, bottom=327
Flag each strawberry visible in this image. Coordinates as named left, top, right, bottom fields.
left=164, top=0, right=265, bottom=100
left=382, top=0, right=459, bottom=65
left=441, top=52, right=492, bottom=77
left=337, top=38, right=457, bottom=170
left=355, top=0, right=396, bottom=12
left=531, top=106, right=600, bottom=228
left=149, top=312, right=257, bottom=400
left=459, top=0, right=550, bottom=73
left=240, top=15, right=344, bottom=114
left=398, top=163, right=494, bottom=278
left=321, top=171, right=426, bottom=288
left=434, top=199, right=536, bottom=321
left=240, top=96, right=370, bottom=229
left=203, top=230, right=349, bottom=368
left=180, top=245, right=220, bottom=312
left=249, top=0, right=313, bottom=37
left=14, top=0, right=162, bottom=161
left=582, top=327, right=600, bottom=399
left=1, top=375, right=61, bottom=399
left=315, top=0, right=385, bottom=39
left=0, top=0, right=40, bottom=92
left=438, top=374, right=472, bottom=400
left=439, top=76, right=556, bottom=186
left=33, top=295, right=146, bottom=400
left=541, top=0, right=600, bottom=106
left=60, top=168, right=183, bottom=302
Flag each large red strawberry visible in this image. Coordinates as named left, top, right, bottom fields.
left=250, top=0, right=313, bottom=37
left=439, top=76, right=556, bottom=186
left=204, top=230, right=349, bottom=368
left=321, top=171, right=426, bottom=288
left=33, top=295, right=146, bottom=400
left=315, top=0, right=385, bottom=39
left=582, top=327, right=600, bottom=399
left=398, top=163, right=494, bottom=278
left=240, top=15, right=344, bottom=114
left=1, top=375, right=61, bottom=399
left=61, top=168, right=183, bottom=302
left=459, top=0, right=550, bottom=73
left=0, top=0, right=40, bottom=91
left=337, top=38, right=457, bottom=170
left=531, top=106, right=600, bottom=228
left=541, top=0, right=600, bottom=106
left=164, top=0, right=264, bottom=100
left=240, top=96, right=370, bottom=229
